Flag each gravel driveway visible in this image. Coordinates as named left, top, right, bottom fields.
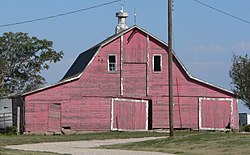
left=6, top=136, right=172, bottom=155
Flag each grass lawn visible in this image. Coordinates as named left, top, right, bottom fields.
left=0, top=131, right=166, bottom=155
left=100, top=131, right=250, bottom=155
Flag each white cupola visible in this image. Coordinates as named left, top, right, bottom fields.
left=115, top=5, right=128, bottom=34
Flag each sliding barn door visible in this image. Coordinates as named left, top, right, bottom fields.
left=111, top=98, right=148, bottom=131
left=199, top=98, right=233, bottom=130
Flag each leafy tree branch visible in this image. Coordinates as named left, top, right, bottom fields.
left=0, top=32, right=63, bottom=98
left=229, top=54, right=250, bottom=109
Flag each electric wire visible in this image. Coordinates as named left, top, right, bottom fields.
left=0, top=0, right=121, bottom=28
left=192, top=0, right=250, bottom=24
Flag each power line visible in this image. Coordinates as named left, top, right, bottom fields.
left=0, top=0, right=121, bottom=28
left=192, top=0, right=250, bottom=24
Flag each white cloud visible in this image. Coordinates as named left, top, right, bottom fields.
left=234, top=41, right=250, bottom=52
left=185, top=44, right=226, bottom=53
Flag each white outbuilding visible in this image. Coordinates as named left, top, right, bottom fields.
left=239, top=113, right=250, bottom=126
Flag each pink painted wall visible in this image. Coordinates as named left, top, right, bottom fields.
left=24, top=27, right=238, bottom=133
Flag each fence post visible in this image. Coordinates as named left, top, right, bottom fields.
left=3, top=113, right=6, bottom=131
left=17, top=107, right=20, bottom=135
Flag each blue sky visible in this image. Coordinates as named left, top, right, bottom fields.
left=0, top=0, right=249, bottom=113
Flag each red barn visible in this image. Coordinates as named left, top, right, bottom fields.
left=16, top=8, right=238, bottom=134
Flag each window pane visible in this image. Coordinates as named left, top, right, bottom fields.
left=109, top=55, right=116, bottom=63
left=109, top=55, right=116, bottom=72
left=109, top=63, right=116, bottom=71
left=154, top=55, right=161, bottom=72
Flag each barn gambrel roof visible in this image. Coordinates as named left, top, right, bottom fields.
left=23, top=25, right=235, bottom=96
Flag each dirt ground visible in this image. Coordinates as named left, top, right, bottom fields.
left=5, top=136, right=172, bottom=155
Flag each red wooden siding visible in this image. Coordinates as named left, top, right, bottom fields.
left=60, top=98, right=111, bottom=131
left=112, top=99, right=148, bottom=131
left=25, top=103, right=48, bottom=133
left=152, top=97, right=169, bottom=128
left=122, top=63, right=147, bottom=97
left=76, top=98, right=110, bottom=130
left=123, top=30, right=147, bottom=63
left=48, top=103, right=61, bottom=132
left=173, top=97, right=198, bottom=129
left=148, top=37, right=168, bottom=96
left=23, top=27, right=238, bottom=133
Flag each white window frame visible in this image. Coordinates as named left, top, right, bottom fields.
left=153, top=54, right=162, bottom=73
left=108, top=54, right=117, bottom=73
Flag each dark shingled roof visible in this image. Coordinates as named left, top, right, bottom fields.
left=60, top=32, right=119, bottom=82
left=61, top=45, right=100, bottom=81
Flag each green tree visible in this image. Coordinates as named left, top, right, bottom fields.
left=0, top=32, right=63, bottom=98
left=229, top=54, right=250, bottom=109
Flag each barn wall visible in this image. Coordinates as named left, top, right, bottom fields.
left=25, top=97, right=110, bottom=133
left=123, top=29, right=147, bottom=63
left=146, top=34, right=238, bottom=130
left=24, top=27, right=238, bottom=132
left=121, top=30, right=147, bottom=97
left=152, top=96, right=198, bottom=129
left=24, top=37, right=122, bottom=133
left=77, top=38, right=121, bottom=97
left=148, top=37, right=169, bottom=96
left=151, top=96, right=238, bottom=130
left=233, top=99, right=239, bottom=129
left=61, top=97, right=110, bottom=131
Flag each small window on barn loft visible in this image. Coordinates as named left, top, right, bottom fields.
left=108, top=54, right=117, bottom=72
left=153, top=55, right=162, bottom=72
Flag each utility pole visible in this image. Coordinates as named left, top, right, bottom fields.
left=168, top=0, right=174, bottom=137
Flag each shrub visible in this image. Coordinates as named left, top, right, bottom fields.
left=243, top=125, right=250, bottom=132
left=2, top=126, right=17, bottom=135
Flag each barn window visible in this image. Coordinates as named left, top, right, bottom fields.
left=153, top=55, right=162, bottom=72
left=108, top=54, right=117, bottom=72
